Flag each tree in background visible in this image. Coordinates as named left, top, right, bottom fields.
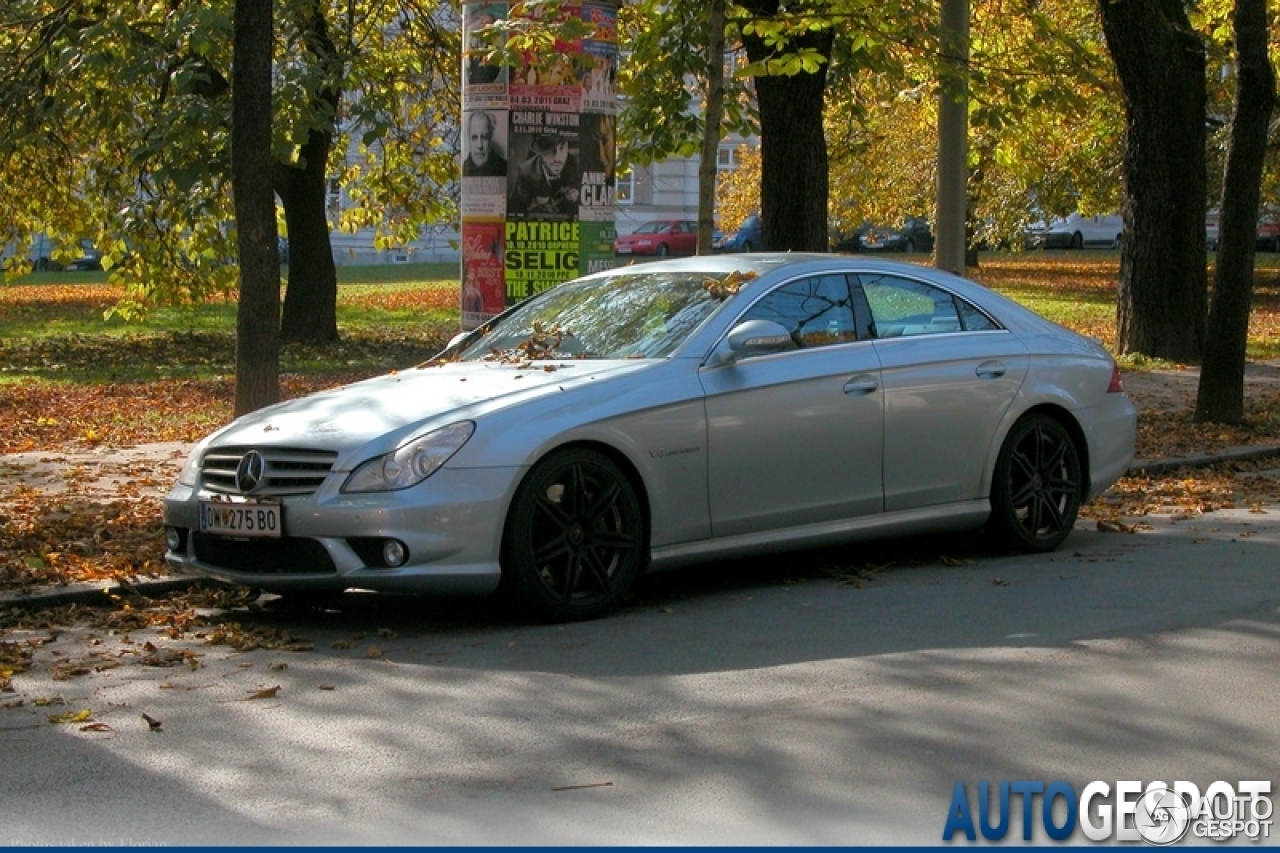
left=0, top=0, right=459, bottom=344
left=232, top=0, right=281, bottom=415
left=1196, top=0, right=1276, bottom=423
left=1099, top=0, right=1209, bottom=363
left=735, top=0, right=834, bottom=252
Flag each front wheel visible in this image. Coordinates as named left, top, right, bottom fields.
left=988, top=414, right=1083, bottom=552
left=656, top=243, right=669, bottom=257
left=501, top=448, right=647, bottom=621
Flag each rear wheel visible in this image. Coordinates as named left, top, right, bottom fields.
left=989, top=413, right=1082, bottom=552
left=1069, top=231, right=1084, bottom=250
left=656, top=243, right=669, bottom=257
left=501, top=448, right=646, bottom=621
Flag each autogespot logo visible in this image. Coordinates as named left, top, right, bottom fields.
left=942, top=780, right=1273, bottom=844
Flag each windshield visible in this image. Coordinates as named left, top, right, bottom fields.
left=455, top=270, right=732, bottom=361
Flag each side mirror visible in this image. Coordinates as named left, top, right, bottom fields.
left=707, top=319, right=797, bottom=366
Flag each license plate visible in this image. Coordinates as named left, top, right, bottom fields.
left=199, top=499, right=283, bottom=538
left=616, top=247, right=632, bottom=254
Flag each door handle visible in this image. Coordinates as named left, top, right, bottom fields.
left=843, top=374, right=879, bottom=395
left=975, top=360, right=1006, bottom=379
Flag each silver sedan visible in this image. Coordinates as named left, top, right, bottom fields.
left=163, top=254, right=1136, bottom=621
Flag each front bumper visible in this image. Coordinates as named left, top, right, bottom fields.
left=162, top=466, right=519, bottom=595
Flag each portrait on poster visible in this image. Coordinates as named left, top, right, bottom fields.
left=508, top=110, right=581, bottom=221
left=578, top=113, right=615, bottom=223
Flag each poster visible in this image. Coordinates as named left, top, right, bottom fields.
left=462, top=3, right=507, bottom=109
left=580, top=4, right=618, bottom=115
left=505, top=220, right=580, bottom=301
left=578, top=220, right=617, bottom=275
left=461, top=221, right=506, bottom=328
left=460, top=1, right=617, bottom=327
left=507, top=110, right=581, bottom=222
left=578, top=113, right=615, bottom=223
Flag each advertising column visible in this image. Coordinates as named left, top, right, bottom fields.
left=460, top=1, right=619, bottom=330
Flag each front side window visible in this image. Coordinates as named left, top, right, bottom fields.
left=739, top=275, right=859, bottom=349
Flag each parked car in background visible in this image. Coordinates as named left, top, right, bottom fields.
left=713, top=213, right=762, bottom=252
left=163, top=253, right=1137, bottom=622
left=65, top=242, right=104, bottom=271
left=854, top=216, right=934, bottom=253
left=614, top=219, right=699, bottom=257
left=1205, top=210, right=1220, bottom=251
left=1257, top=210, right=1280, bottom=253
left=829, top=223, right=870, bottom=253
left=1025, top=213, right=1123, bottom=250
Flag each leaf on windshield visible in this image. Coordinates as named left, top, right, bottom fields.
left=702, top=269, right=758, bottom=300
left=485, top=321, right=573, bottom=368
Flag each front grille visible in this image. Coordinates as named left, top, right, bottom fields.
left=201, top=447, right=338, bottom=497
left=193, top=533, right=337, bottom=575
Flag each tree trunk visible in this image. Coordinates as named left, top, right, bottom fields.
left=740, top=0, right=833, bottom=252
left=697, top=0, right=725, bottom=255
left=1195, top=0, right=1276, bottom=423
left=1099, top=0, right=1208, bottom=363
left=275, top=4, right=341, bottom=344
left=231, top=0, right=280, bottom=417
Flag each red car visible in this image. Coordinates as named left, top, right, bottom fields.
left=1258, top=213, right=1280, bottom=253
left=614, top=219, right=699, bottom=257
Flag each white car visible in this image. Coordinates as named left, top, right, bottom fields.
left=1026, top=213, right=1124, bottom=250
left=163, top=254, right=1137, bottom=621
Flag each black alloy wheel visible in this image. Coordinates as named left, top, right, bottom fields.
left=989, top=413, right=1083, bottom=552
left=501, top=448, right=646, bottom=621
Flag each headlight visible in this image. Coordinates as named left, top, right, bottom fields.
left=176, top=441, right=208, bottom=487
left=342, top=421, right=475, bottom=493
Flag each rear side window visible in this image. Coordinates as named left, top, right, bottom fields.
left=857, top=274, right=998, bottom=338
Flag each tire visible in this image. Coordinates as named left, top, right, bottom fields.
left=1069, top=232, right=1083, bottom=250
left=500, top=448, right=647, bottom=621
left=656, top=244, right=669, bottom=257
left=902, top=239, right=915, bottom=253
left=988, top=413, right=1083, bottom=553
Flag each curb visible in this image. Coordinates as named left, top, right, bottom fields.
left=1127, top=444, right=1280, bottom=475
left=0, top=576, right=216, bottom=613
left=4, top=445, right=1280, bottom=613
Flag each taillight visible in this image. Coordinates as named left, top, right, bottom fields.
left=1107, top=362, right=1125, bottom=393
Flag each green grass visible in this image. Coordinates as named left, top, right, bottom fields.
left=0, top=263, right=464, bottom=383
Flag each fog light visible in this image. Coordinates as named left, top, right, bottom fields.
left=382, top=539, right=408, bottom=568
left=164, top=527, right=184, bottom=552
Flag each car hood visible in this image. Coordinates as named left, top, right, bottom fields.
left=206, top=359, right=653, bottom=454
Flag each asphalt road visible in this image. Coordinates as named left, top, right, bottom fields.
left=3, top=509, right=1279, bottom=845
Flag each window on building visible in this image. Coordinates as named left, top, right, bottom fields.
left=616, top=169, right=635, bottom=205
